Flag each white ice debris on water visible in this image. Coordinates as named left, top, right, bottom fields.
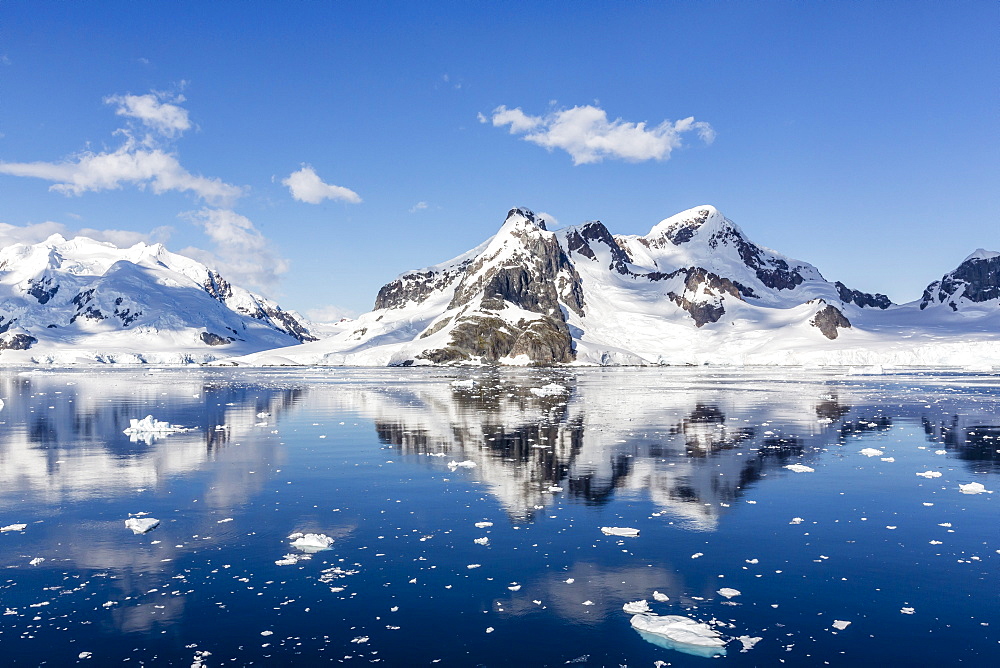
left=717, top=588, right=741, bottom=599
left=900, top=607, right=916, bottom=615
left=474, top=521, right=493, bottom=528
left=0, top=398, right=4, bottom=411
left=652, top=591, right=669, bottom=602
left=784, top=464, right=814, bottom=473
left=275, top=553, right=311, bottom=566
left=1, top=524, right=27, bottom=532
left=600, top=526, right=640, bottom=537
left=832, top=620, right=851, bottom=630
left=447, top=460, right=477, bottom=470
left=736, top=636, right=762, bottom=652
left=122, top=415, right=188, bottom=437
left=958, top=482, right=992, bottom=494
left=630, top=614, right=727, bottom=648
left=29, top=557, right=44, bottom=566
left=859, top=448, right=884, bottom=457
left=473, top=537, right=490, bottom=545
left=124, top=517, right=160, bottom=534
left=451, top=379, right=476, bottom=389
left=623, top=600, right=652, bottom=614
left=290, top=533, right=334, bottom=552
left=789, top=517, right=804, bottom=524
left=916, top=471, right=942, bottom=478
left=529, top=383, right=568, bottom=397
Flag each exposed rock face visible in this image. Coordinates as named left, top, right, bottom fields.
left=835, top=281, right=892, bottom=309
left=564, top=221, right=632, bottom=275
left=27, top=277, right=60, bottom=304
left=0, top=332, right=38, bottom=350
left=200, top=331, right=235, bottom=346
left=375, top=259, right=475, bottom=311
left=810, top=303, right=852, bottom=339
left=920, top=252, right=1000, bottom=311
left=651, top=267, right=744, bottom=327
left=417, top=208, right=583, bottom=364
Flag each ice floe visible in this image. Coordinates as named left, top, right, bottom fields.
left=631, top=614, right=727, bottom=657
left=447, top=460, right=477, bottom=470
left=290, top=533, right=334, bottom=552
left=600, top=526, right=640, bottom=537
left=736, top=636, right=761, bottom=652
left=784, top=464, right=815, bottom=473
left=122, top=415, right=189, bottom=440
left=717, top=588, right=741, bottom=599
left=832, top=620, right=851, bottom=630
left=859, top=448, right=884, bottom=457
left=1, top=523, right=27, bottom=532
left=916, top=471, right=942, bottom=478
left=29, top=557, right=44, bottom=566
left=124, top=517, right=160, bottom=534
left=958, top=482, right=992, bottom=494
left=652, top=591, right=669, bottom=602
left=528, top=383, right=567, bottom=397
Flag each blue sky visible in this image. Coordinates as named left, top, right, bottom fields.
left=1, top=1, right=997, bottom=319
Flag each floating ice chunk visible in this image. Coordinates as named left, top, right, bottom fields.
left=217, top=518, right=234, bottom=524
left=473, top=537, right=490, bottom=545
left=916, top=471, right=942, bottom=478
left=581, top=600, right=594, bottom=606
left=717, top=588, right=741, bottom=599
left=122, top=415, right=188, bottom=437
left=623, top=600, right=652, bottom=614
left=564, top=578, right=575, bottom=584
left=451, top=379, right=476, bottom=389
left=784, top=464, right=814, bottom=473
left=529, top=383, right=567, bottom=397
left=900, top=607, right=915, bottom=615
left=959, top=482, right=992, bottom=494
left=630, top=614, right=727, bottom=656
left=832, top=620, right=851, bottom=630
left=508, top=584, right=522, bottom=591
left=291, top=533, right=334, bottom=552
left=78, top=652, right=92, bottom=659
left=789, top=517, right=804, bottom=525
left=859, top=448, right=884, bottom=457
left=474, top=521, right=493, bottom=528
left=691, top=552, right=704, bottom=559
left=737, top=636, right=761, bottom=652
left=124, top=517, right=160, bottom=534
left=275, top=553, right=311, bottom=566
left=601, top=527, right=640, bottom=537
left=881, top=457, right=895, bottom=462
left=467, top=564, right=481, bottom=569
left=485, top=627, right=494, bottom=633
left=0, top=398, right=4, bottom=411
left=652, top=591, right=669, bottom=602
left=447, top=460, right=477, bottom=470
left=1, top=524, right=27, bottom=533
left=260, top=630, right=273, bottom=636
left=29, top=557, right=44, bottom=566
left=934, top=450, right=947, bottom=455
left=256, top=411, right=270, bottom=418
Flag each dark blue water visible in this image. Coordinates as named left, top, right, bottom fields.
left=0, top=367, right=997, bottom=665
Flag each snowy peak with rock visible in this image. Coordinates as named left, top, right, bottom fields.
left=0, top=234, right=316, bottom=363
left=223, top=205, right=1000, bottom=367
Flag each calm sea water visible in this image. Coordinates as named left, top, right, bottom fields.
left=0, top=367, right=997, bottom=666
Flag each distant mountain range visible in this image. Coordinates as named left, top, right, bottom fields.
left=0, top=234, right=314, bottom=363
left=2, top=207, right=998, bottom=366
left=226, top=205, right=1000, bottom=367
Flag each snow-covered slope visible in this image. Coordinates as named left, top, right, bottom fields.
left=0, top=234, right=316, bottom=363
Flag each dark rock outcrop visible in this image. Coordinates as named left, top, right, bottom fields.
left=920, top=253, right=1000, bottom=310
left=810, top=303, right=852, bottom=339
left=200, top=331, right=235, bottom=346
left=648, top=267, right=744, bottom=327
left=835, top=281, right=891, bottom=309
left=564, top=221, right=632, bottom=275
left=27, top=277, right=59, bottom=304
left=0, top=333, right=38, bottom=350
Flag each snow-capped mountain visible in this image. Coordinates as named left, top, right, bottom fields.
left=0, top=234, right=316, bottom=363
left=920, top=249, right=1000, bottom=312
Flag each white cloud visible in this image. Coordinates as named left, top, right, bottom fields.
left=487, top=104, right=714, bottom=165
left=409, top=201, right=428, bottom=213
left=282, top=165, right=361, bottom=205
left=0, top=89, right=245, bottom=206
left=0, top=145, right=245, bottom=206
left=181, top=208, right=289, bottom=291
left=305, top=304, right=356, bottom=323
left=105, top=92, right=191, bottom=138
left=0, top=220, right=171, bottom=249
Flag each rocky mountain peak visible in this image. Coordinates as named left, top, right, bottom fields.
left=920, top=250, right=1000, bottom=310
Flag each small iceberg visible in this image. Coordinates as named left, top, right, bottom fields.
left=859, top=448, right=884, bottom=457
left=447, top=460, right=477, bottom=470
left=784, top=464, right=815, bottom=473
left=630, top=614, right=727, bottom=657
left=601, top=527, right=640, bottom=537
left=289, top=532, right=334, bottom=552
left=915, top=471, right=942, bottom=478
left=124, top=517, right=160, bottom=534
left=717, top=587, right=741, bottom=599
left=623, top=600, right=651, bottom=614
left=1, top=524, right=27, bottom=533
